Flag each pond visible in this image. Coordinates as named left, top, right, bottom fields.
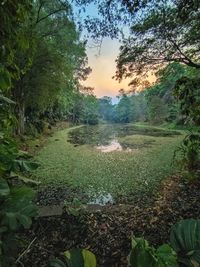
left=67, top=124, right=181, bottom=152
left=34, top=123, right=184, bottom=205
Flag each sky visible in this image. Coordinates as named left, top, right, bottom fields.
left=82, top=37, right=132, bottom=99
left=73, top=2, right=133, bottom=100
left=74, top=2, right=155, bottom=101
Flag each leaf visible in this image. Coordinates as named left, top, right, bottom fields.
left=64, top=249, right=84, bottom=267
left=1, top=186, right=37, bottom=224
left=50, top=258, right=66, bottom=267
left=17, top=214, right=32, bottom=229
left=0, top=226, right=8, bottom=233
left=156, top=244, right=178, bottom=267
left=170, top=219, right=200, bottom=266
left=82, top=249, right=96, bottom=267
left=2, top=212, right=18, bottom=230
left=129, top=238, right=156, bottom=267
left=0, top=94, right=15, bottom=104
left=10, top=172, right=41, bottom=186
left=0, top=179, right=10, bottom=197
left=0, top=69, right=11, bottom=90
left=131, top=238, right=149, bottom=249
left=13, top=160, right=39, bottom=172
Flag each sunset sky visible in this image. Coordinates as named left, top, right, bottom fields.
left=77, top=3, right=156, bottom=100
left=82, top=37, right=132, bottom=99
left=74, top=3, right=133, bottom=100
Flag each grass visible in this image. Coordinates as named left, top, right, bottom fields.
left=32, top=124, right=185, bottom=203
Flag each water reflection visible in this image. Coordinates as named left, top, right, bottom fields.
left=88, top=193, right=114, bottom=205
left=67, top=124, right=181, bottom=152
left=96, top=139, right=123, bottom=153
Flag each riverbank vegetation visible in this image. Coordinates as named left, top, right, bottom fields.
left=1, top=0, right=200, bottom=266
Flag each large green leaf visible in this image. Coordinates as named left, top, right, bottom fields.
left=129, top=238, right=156, bottom=267
left=0, top=94, right=15, bottom=104
left=63, top=249, right=96, bottom=267
left=82, top=249, right=96, bottom=267
left=50, top=258, right=67, bottom=267
left=156, top=244, right=178, bottom=267
left=2, top=212, right=18, bottom=230
left=13, top=160, right=39, bottom=172
left=0, top=69, right=11, bottom=90
left=64, top=249, right=84, bottom=267
left=10, top=172, right=41, bottom=186
left=0, top=179, right=10, bottom=197
left=1, top=187, right=37, bottom=230
left=170, top=219, right=200, bottom=266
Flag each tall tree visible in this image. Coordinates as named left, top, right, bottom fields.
left=11, top=0, right=90, bottom=134
left=115, top=90, right=131, bottom=123
left=98, top=96, right=114, bottom=122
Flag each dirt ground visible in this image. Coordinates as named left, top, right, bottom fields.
left=19, top=175, right=200, bottom=267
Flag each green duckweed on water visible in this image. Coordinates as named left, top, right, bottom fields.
left=33, top=124, right=185, bottom=203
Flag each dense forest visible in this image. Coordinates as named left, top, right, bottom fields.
left=1, top=0, right=200, bottom=267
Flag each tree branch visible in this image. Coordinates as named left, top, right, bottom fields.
left=36, top=8, right=67, bottom=24
left=36, top=1, right=44, bottom=23
left=162, top=5, right=200, bottom=69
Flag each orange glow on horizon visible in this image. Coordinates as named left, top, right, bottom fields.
left=83, top=38, right=156, bottom=98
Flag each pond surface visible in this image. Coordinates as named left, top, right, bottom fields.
left=68, top=124, right=181, bottom=152
left=88, top=192, right=114, bottom=205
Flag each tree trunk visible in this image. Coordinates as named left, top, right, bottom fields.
left=17, top=101, right=25, bottom=135
left=13, top=76, right=26, bottom=135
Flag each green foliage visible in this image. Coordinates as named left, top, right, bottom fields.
left=114, top=1, right=200, bottom=80
left=0, top=134, right=39, bottom=179
left=98, top=96, right=114, bottom=122
left=2, top=0, right=92, bottom=135
left=50, top=219, right=200, bottom=267
left=50, top=249, right=96, bottom=267
left=97, top=63, right=195, bottom=126
left=129, top=238, right=177, bottom=267
left=81, top=94, right=99, bottom=125
left=0, top=0, right=32, bottom=92
left=0, top=179, right=37, bottom=266
left=34, top=124, right=183, bottom=202
left=130, top=219, right=200, bottom=267
left=64, top=249, right=96, bottom=267
left=170, top=219, right=200, bottom=267
left=174, top=76, right=200, bottom=125
left=174, top=133, right=200, bottom=179
left=115, top=92, right=131, bottom=123
left=0, top=134, right=38, bottom=266
left=147, top=96, right=168, bottom=125
left=64, top=198, right=86, bottom=217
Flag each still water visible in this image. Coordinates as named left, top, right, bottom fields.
left=68, top=124, right=180, bottom=153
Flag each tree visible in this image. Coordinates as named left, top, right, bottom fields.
left=0, top=2, right=37, bottom=265
left=174, top=75, right=200, bottom=125
left=115, top=90, right=131, bottom=123
left=115, top=0, right=200, bottom=80
left=98, top=96, right=114, bottom=122
left=74, top=1, right=200, bottom=79
left=129, top=92, right=148, bottom=122
left=11, top=0, right=90, bottom=134
left=0, top=0, right=32, bottom=93
left=81, top=88, right=99, bottom=125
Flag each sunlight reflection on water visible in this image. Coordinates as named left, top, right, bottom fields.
left=96, top=139, right=122, bottom=152
left=96, top=139, right=132, bottom=153
left=88, top=193, right=114, bottom=205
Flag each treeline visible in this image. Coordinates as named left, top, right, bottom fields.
left=1, top=0, right=200, bottom=137
left=1, top=0, right=99, bottom=136
left=98, top=63, right=200, bottom=126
